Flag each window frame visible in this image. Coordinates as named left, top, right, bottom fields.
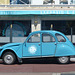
left=27, top=33, right=41, bottom=43
left=42, top=33, right=56, bottom=43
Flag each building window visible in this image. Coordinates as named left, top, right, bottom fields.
left=0, top=20, right=31, bottom=43
left=71, top=0, right=75, bottom=4
left=43, top=0, right=55, bottom=4
left=41, top=20, right=75, bottom=35
left=10, top=0, right=18, bottom=4
left=0, top=20, right=31, bottom=37
left=43, top=0, right=75, bottom=5
left=10, top=0, right=75, bottom=5
left=6, top=24, right=24, bottom=37
left=60, top=0, right=68, bottom=4
left=10, top=0, right=31, bottom=4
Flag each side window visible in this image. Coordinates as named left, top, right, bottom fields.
left=55, top=33, right=66, bottom=42
left=27, top=33, right=40, bottom=43
left=42, top=33, right=55, bottom=42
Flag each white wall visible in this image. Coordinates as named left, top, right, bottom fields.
left=31, top=0, right=43, bottom=5
left=68, top=0, right=71, bottom=4
left=73, top=35, right=75, bottom=43
left=66, top=35, right=75, bottom=43
left=31, top=16, right=41, bottom=32
left=12, top=37, right=27, bottom=43
left=0, top=37, right=27, bottom=43
left=0, top=37, right=10, bottom=43
left=54, top=0, right=59, bottom=4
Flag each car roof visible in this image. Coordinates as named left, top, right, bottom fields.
left=27, top=30, right=67, bottom=42
left=30, top=30, right=62, bottom=35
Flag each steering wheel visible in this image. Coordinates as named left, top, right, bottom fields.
left=59, top=39, right=65, bottom=42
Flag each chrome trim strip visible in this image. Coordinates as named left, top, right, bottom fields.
left=22, top=56, right=54, bottom=58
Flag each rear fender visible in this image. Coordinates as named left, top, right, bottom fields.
left=55, top=44, right=75, bottom=57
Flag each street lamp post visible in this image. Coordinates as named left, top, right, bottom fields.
left=50, top=24, right=53, bottom=41
left=50, top=24, right=53, bottom=30
left=71, top=27, right=73, bottom=43
left=10, top=24, right=12, bottom=43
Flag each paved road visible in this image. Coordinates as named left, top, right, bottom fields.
left=0, top=58, right=75, bottom=73
left=0, top=73, right=54, bottom=75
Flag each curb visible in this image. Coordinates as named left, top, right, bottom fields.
left=52, top=73, right=61, bottom=75
left=0, top=73, right=75, bottom=75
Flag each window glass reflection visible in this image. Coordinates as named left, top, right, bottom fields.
left=71, top=0, right=75, bottom=4
left=10, top=0, right=75, bottom=5
left=43, top=0, right=75, bottom=5
left=43, top=0, right=55, bottom=4
left=10, top=0, right=31, bottom=4
left=60, top=0, right=68, bottom=4
left=6, top=24, right=24, bottom=37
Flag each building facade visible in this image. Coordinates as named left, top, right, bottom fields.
left=0, top=0, right=75, bottom=45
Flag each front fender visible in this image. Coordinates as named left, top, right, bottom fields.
left=0, top=45, right=22, bottom=58
left=55, top=43, right=75, bottom=57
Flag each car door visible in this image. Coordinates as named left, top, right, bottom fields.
left=42, top=33, right=57, bottom=56
left=23, top=33, right=41, bottom=57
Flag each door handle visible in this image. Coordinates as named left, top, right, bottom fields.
left=38, top=43, right=40, bottom=46
left=55, top=43, right=57, bottom=45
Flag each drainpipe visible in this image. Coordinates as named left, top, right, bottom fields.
left=10, top=24, right=12, bottom=43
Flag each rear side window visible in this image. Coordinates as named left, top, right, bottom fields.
left=55, top=33, right=66, bottom=42
left=42, top=33, right=55, bottom=42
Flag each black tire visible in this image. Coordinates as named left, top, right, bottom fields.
left=2, top=52, right=16, bottom=65
left=57, top=56, right=70, bottom=64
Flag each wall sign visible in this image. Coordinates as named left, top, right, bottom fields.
left=0, top=10, right=75, bottom=15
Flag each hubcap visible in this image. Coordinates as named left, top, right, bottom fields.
left=4, top=55, right=13, bottom=64
left=59, top=57, right=68, bottom=63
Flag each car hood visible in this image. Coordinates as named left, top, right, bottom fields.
left=1, top=43, right=22, bottom=49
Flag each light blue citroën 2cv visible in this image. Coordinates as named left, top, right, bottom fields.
left=0, top=30, right=75, bottom=64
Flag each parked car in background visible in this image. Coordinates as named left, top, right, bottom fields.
left=0, top=30, right=75, bottom=64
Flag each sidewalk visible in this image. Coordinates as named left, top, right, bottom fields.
left=1, top=72, right=75, bottom=75
left=0, top=73, right=61, bottom=75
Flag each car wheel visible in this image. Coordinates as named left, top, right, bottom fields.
left=2, top=52, right=16, bottom=65
left=57, top=56, right=70, bottom=64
